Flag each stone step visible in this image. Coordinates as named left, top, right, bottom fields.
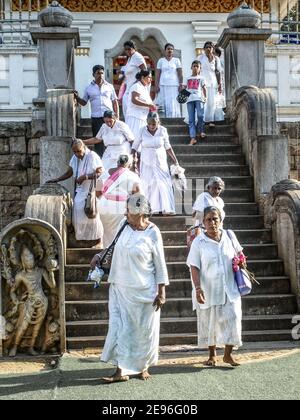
left=169, top=134, right=237, bottom=144
left=65, top=258, right=285, bottom=281
left=66, top=329, right=295, bottom=349
left=66, top=315, right=295, bottom=338
left=65, top=294, right=297, bottom=322
left=65, top=276, right=291, bottom=301
left=183, top=164, right=250, bottom=177
left=174, top=202, right=259, bottom=216
left=66, top=243, right=277, bottom=265
left=172, top=144, right=242, bottom=154
left=166, top=259, right=285, bottom=278
left=173, top=177, right=254, bottom=191
left=152, top=215, right=265, bottom=230
left=161, top=229, right=272, bottom=246
left=176, top=154, right=245, bottom=165
left=167, top=124, right=235, bottom=135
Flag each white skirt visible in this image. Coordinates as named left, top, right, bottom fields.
left=196, top=296, right=242, bottom=349
left=98, top=198, right=127, bottom=248
left=140, top=154, right=175, bottom=214
left=204, top=86, right=224, bottom=123
left=101, top=284, right=160, bottom=376
left=125, top=116, right=147, bottom=145
left=102, top=143, right=131, bottom=172
left=73, top=193, right=103, bottom=241
left=159, top=85, right=181, bottom=118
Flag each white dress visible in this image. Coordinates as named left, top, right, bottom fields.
left=101, top=223, right=169, bottom=376
left=97, top=168, right=142, bottom=248
left=187, top=229, right=243, bottom=348
left=69, top=149, right=103, bottom=241
left=157, top=57, right=181, bottom=118
left=132, top=126, right=175, bottom=214
left=96, top=120, right=134, bottom=171
left=122, top=52, right=146, bottom=117
left=193, top=191, right=225, bottom=226
left=198, top=54, right=224, bottom=123
left=125, top=81, right=152, bottom=141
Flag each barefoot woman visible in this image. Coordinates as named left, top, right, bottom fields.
left=90, top=194, right=169, bottom=382
left=187, top=206, right=243, bottom=366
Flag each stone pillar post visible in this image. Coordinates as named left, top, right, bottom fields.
left=28, top=2, right=80, bottom=190
left=40, top=89, right=75, bottom=191
left=30, top=2, right=80, bottom=101
left=217, top=2, right=272, bottom=111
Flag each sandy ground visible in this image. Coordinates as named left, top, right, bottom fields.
left=1, top=347, right=299, bottom=375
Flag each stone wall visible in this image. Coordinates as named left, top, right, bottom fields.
left=0, top=122, right=39, bottom=229
left=280, top=122, right=300, bottom=180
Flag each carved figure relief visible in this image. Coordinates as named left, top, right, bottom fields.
left=0, top=229, right=60, bottom=357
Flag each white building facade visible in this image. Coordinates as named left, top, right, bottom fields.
left=0, top=0, right=299, bottom=122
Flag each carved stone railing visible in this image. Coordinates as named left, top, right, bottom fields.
left=230, top=85, right=290, bottom=208
left=264, top=180, right=300, bottom=310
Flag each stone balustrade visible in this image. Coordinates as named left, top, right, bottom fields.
left=264, top=179, right=300, bottom=310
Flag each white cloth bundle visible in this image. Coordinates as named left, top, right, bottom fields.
left=170, top=164, right=187, bottom=191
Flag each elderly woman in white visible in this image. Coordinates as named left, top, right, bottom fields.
left=193, top=176, right=225, bottom=227
left=187, top=206, right=243, bottom=367
left=131, top=112, right=178, bottom=214
left=91, top=194, right=169, bottom=382
left=96, top=154, right=142, bottom=248
left=46, top=139, right=103, bottom=244
left=83, top=110, right=134, bottom=171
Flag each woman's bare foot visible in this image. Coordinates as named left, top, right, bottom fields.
left=223, top=356, right=240, bottom=366
left=102, top=368, right=129, bottom=383
left=139, top=370, right=152, bottom=380
left=203, top=357, right=217, bottom=367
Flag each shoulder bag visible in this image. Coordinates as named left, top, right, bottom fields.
left=84, top=175, right=97, bottom=219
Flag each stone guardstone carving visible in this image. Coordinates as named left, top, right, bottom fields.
left=0, top=219, right=65, bottom=357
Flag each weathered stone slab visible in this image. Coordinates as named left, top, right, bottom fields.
left=0, top=139, right=9, bottom=154
left=9, top=137, right=27, bottom=154
left=27, top=168, right=40, bottom=185
left=0, top=186, right=21, bottom=201
left=0, top=170, right=27, bottom=186
left=28, top=138, right=40, bottom=154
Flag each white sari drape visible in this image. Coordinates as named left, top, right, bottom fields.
left=70, top=149, right=103, bottom=241
left=97, top=168, right=142, bottom=248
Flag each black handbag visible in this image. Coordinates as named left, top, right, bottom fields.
left=176, top=89, right=191, bottom=104
left=96, top=220, right=129, bottom=276
left=84, top=176, right=97, bottom=219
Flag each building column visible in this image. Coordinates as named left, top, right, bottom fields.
left=192, top=20, right=224, bottom=56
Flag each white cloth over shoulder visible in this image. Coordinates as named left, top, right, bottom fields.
left=97, top=169, right=142, bottom=248
left=187, top=229, right=242, bottom=310
left=69, top=149, right=103, bottom=240
left=96, top=120, right=134, bottom=171
left=132, top=126, right=175, bottom=214
left=193, top=191, right=225, bottom=226
left=101, top=223, right=169, bottom=375
left=122, top=52, right=146, bottom=117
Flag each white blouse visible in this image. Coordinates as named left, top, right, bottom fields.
left=157, top=57, right=181, bottom=86
left=187, top=229, right=242, bottom=309
left=123, top=51, right=146, bottom=92
left=198, top=54, right=222, bottom=88
left=109, top=223, right=169, bottom=294
left=96, top=120, right=134, bottom=146
left=193, top=191, right=225, bottom=226
left=132, top=126, right=171, bottom=151
left=126, top=82, right=152, bottom=120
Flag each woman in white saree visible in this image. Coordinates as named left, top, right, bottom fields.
left=46, top=139, right=104, bottom=244
left=83, top=110, right=134, bottom=171
left=132, top=112, right=178, bottom=214
left=90, top=194, right=169, bottom=382
left=96, top=155, right=142, bottom=248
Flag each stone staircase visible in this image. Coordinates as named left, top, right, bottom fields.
left=65, top=118, right=298, bottom=350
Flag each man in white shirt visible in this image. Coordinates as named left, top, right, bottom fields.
left=74, top=65, right=119, bottom=157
